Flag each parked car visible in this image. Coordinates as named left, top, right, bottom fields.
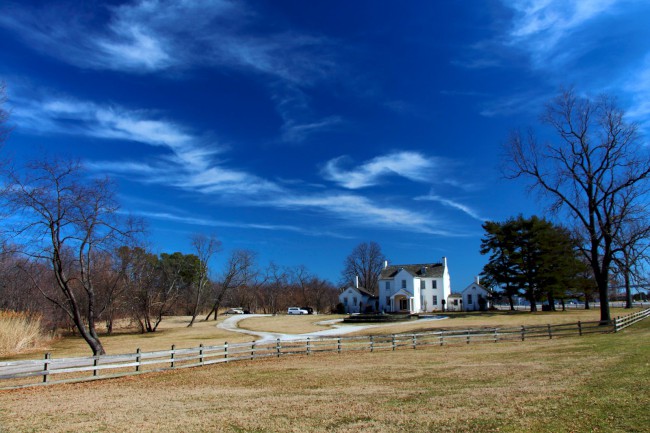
left=225, top=308, right=245, bottom=315
left=287, top=307, right=309, bottom=315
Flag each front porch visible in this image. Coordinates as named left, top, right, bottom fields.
left=390, top=290, right=414, bottom=313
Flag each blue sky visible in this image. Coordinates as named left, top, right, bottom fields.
left=1, top=0, right=649, bottom=289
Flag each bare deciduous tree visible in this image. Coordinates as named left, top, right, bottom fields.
left=506, top=89, right=650, bottom=323
left=187, top=233, right=221, bottom=327
left=205, top=249, right=256, bottom=320
left=611, top=219, right=650, bottom=308
left=341, top=241, right=386, bottom=294
left=1, top=158, right=134, bottom=355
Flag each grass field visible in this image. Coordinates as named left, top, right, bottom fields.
left=0, top=315, right=648, bottom=432
left=1, top=308, right=639, bottom=360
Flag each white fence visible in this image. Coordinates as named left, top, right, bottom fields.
left=1, top=308, right=648, bottom=390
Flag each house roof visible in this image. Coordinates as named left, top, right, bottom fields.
left=379, top=262, right=444, bottom=279
left=462, top=282, right=490, bottom=294
left=344, top=285, right=377, bottom=298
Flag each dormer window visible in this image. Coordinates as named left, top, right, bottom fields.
left=401, top=280, right=406, bottom=289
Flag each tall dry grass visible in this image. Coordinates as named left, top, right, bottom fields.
left=0, top=310, right=49, bottom=357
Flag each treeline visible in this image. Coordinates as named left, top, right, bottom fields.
left=0, top=244, right=339, bottom=335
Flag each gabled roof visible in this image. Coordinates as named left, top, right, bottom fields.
left=379, top=262, right=444, bottom=279
left=462, top=282, right=489, bottom=292
left=343, top=285, right=378, bottom=298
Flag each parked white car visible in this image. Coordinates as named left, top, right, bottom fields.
left=225, top=308, right=245, bottom=315
left=287, top=307, right=309, bottom=315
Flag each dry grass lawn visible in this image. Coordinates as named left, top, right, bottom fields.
left=5, top=316, right=256, bottom=360
left=0, top=318, right=648, bottom=432
left=347, top=307, right=635, bottom=336
left=2, top=308, right=640, bottom=360
left=238, top=314, right=348, bottom=334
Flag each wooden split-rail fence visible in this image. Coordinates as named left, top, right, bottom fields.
left=1, top=308, right=648, bottom=390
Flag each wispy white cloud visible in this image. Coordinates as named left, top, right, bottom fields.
left=415, top=193, right=488, bottom=222
left=478, top=91, right=549, bottom=117
left=462, top=1, right=648, bottom=119
left=505, top=0, right=617, bottom=50
left=322, top=151, right=442, bottom=189
left=623, top=54, right=650, bottom=132
left=9, top=85, right=478, bottom=238
left=271, top=84, right=343, bottom=143
left=10, top=87, right=280, bottom=196
left=271, top=193, right=463, bottom=236
left=0, top=0, right=335, bottom=85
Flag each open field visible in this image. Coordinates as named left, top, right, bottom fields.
left=1, top=308, right=641, bottom=361
left=0, top=317, right=648, bottom=432
left=237, top=308, right=640, bottom=338
left=238, top=314, right=348, bottom=334
left=3, top=316, right=256, bottom=361
left=343, top=307, right=641, bottom=336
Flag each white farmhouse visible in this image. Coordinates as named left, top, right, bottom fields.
left=339, top=276, right=378, bottom=313
left=461, top=277, right=491, bottom=311
left=377, top=258, right=451, bottom=313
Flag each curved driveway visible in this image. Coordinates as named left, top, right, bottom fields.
left=218, top=314, right=447, bottom=342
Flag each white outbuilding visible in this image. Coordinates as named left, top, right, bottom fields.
left=460, top=277, right=491, bottom=311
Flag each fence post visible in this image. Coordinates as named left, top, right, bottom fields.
left=370, top=335, right=374, bottom=353
left=307, top=338, right=311, bottom=355
left=439, top=332, right=444, bottom=346
left=337, top=337, right=341, bottom=354
left=466, top=330, right=471, bottom=345
left=521, top=326, right=525, bottom=341
left=493, top=328, right=498, bottom=343
left=43, top=353, right=50, bottom=383
left=276, top=339, right=281, bottom=358
left=224, top=342, right=229, bottom=361
left=199, top=343, right=204, bottom=365
left=136, top=348, right=141, bottom=372
left=391, top=334, right=396, bottom=351
left=171, top=344, right=175, bottom=368
left=251, top=341, right=255, bottom=360
left=547, top=324, right=552, bottom=339
left=578, top=321, right=582, bottom=336
left=93, top=357, right=98, bottom=377
left=412, top=334, right=417, bottom=349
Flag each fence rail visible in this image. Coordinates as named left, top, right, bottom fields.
left=614, top=308, right=650, bottom=331
left=1, top=308, right=648, bottom=390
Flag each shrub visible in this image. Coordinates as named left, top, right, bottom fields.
left=0, top=310, right=48, bottom=357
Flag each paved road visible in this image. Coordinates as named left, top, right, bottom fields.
left=217, top=314, right=447, bottom=342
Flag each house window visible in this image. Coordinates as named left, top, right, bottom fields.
left=432, top=295, right=438, bottom=305
left=453, top=299, right=458, bottom=306
left=432, top=280, right=437, bottom=289
left=344, top=297, right=348, bottom=306
left=386, top=297, right=391, bottom=306
left=385, top=281, right=390, bottom=291
left=353, top=297, right=358, bottom=306
left=401, top=280, right=406, bottom=289
left=420, top=280, right=425, bottom=290
left=467, top=294, right=473, bottom=305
